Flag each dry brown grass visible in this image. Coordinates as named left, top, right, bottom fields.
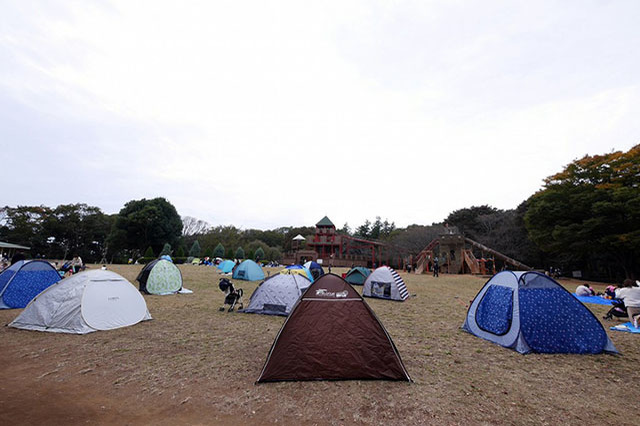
left=1, top=265, right=639, bottom=425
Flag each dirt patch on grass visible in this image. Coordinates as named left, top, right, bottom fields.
left=1, top=265, right=638, bottom=425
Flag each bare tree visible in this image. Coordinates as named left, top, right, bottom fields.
left=182, top=216, right=211, bottom=236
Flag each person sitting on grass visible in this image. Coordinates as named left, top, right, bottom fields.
left=576, top=284, right=596, bottom=297
left=615, top=279, right=640, bottom=328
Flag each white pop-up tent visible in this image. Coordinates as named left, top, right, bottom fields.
left=9, top=270, right=152, bottom=334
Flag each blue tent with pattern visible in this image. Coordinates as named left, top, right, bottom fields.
left=217, top=260, right=235, bottom=274
left=232, top=259, right=265, bottom=281
left=462, top=271, right=617, bottom=354
left=0, top=260, right=61, bottom=309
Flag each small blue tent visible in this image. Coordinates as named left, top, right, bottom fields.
left=0, top=260, right=61, bottom=309
left=345, top=266, right=371, bottom=285
left=303, top=261, right=325, bottom=280
left=463, top=271, right=617, bottom=354
left=233, top=260, right=265, bottom=281
left=217, top=260, right=235, bottom=274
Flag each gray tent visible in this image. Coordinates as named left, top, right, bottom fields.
left=9, top=270, right=152, bottom=334
left=242, top=273, right=311, bottom=316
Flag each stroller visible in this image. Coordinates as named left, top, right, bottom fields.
left=218, top=278, right=244, bottom=312
left=603, top=299, right=628, bottom=320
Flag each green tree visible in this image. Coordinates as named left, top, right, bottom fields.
left=176, top=246, right=185, bottom=257
left=525, top=145, right=640, bottom=280
left=189, top=240, right=201, bottom=257
left=160, top=243, right=172, bottom=256
left=109, top=198, right=182, bottom=257
left=235, top=246, right=245, bottom=259
left=254, top=247, right=265, bottom=261
left=213, top=243, right=225, bottom=258
left=204, top=247, right=213, bottom=258
left=355, top=220, right=371, bottom=239
left=225, top=248, right=234, bottom=259
left=144, top=246, right=155, bottom=257
left=446, top=205, right=498, bottom=239
left=267, top=247, right=282, bottom=261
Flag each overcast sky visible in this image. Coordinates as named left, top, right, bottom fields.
left=2, top=0, right=639, bottom=230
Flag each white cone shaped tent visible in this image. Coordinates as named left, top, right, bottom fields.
left=9, top=270, right=152, bottom=334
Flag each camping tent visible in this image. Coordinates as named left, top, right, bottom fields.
left=233, top=259, right=265, bottom=281
left=242, top=273, right=312, bottom=316
left=9, top=270, right=152, bottom=334
left=303, top=261, right=325, bottom=280
left=217, top=260, right=235, bottom=274
left=344, top=266, right=371, bottom=285
left=191, top=257, right=201, bottom=265
left=363, top=266, right=409, bottom=301
left=0, top=260, right=61, bottom=309
left=462, top=271, right=618, bottom=354
left=136, top=259, right=183, bottom=294
left=256, top=273, right=411, bottom=382
left=281, top=265, right=314, bottom=282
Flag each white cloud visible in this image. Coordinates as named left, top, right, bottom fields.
left=1, top=0, right=639, bottom=229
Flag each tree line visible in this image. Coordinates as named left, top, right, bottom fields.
left=1, top=145, right=637, bottom=280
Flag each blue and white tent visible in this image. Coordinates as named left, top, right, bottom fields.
left=462, top=271, right=617, bottom=354
left=0, top=260, right=61, bottom=309
left=363, top=266, right=409, bottom=301
left=303, top=261, right=325, bottom=280
left=232, top=259, right=265, bottom=281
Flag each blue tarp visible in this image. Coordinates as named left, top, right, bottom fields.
left=610, top=322, right=640, bottom=333
left=572, top=294, right=614, bottom=305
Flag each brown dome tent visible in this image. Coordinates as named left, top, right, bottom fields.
left=256, top=274, right=411, bottom=382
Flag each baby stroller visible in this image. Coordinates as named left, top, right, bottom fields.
left=603, top=299, right=628, bottom=320
left=218, top=278, right=244, bottom=312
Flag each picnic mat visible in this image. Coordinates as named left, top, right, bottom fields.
left=572, top=294, right=614, bottom=305
left=610, top=322, right=640, bottom=333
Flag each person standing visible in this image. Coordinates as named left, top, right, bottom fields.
left=433, top=257, right=439, bottom=278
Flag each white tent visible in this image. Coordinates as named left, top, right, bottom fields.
left=363, top=266, right=409, bottom=301
left=9, top=270, right=152, bottom=334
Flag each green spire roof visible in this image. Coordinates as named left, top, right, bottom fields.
left=316, top=216, right=334, bottom=227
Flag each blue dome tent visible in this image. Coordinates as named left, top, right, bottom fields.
left=232, top=260, right=265, bottom=281
left=345, top=266, right=371, bottom=285
left=217, top=260, right=235, bottom=274
left=0, top=260, right=61, bottom=309
left=303, top=261, right=325, bottom=280
left=463, top=271, right=618, bottom=354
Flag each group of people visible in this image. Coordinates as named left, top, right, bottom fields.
left=579, top=279, right=640, bottom=327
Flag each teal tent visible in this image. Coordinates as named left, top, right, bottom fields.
left=345, top=266, right=371, bottom=285
left=217, top=260, right=235, bottom=274
left=233, top=260, right=265, bottom=281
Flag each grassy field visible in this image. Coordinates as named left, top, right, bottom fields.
left=1, top=265, right=639, bottom=425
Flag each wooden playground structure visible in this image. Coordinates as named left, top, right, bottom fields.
left=413, top=234, right=532, bottom=275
